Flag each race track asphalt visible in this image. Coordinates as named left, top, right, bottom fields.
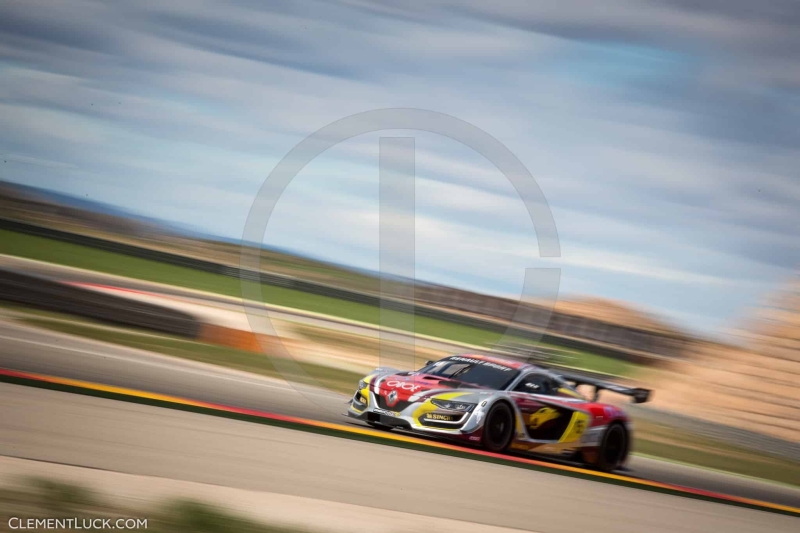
left=2, top=382, right=798, bottom=533
left=1, top=319, right=799, bottom=511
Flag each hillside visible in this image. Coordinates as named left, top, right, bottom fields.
left=652, top=276, right=800, bottom=442
left=553, top=297, right=681, bottom=337
left=0, top=181, right=381, bottom=292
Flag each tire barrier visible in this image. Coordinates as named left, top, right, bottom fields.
left=0, top=268, right=200, bottom=338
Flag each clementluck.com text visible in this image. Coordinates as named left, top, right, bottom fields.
left=8, top=517, right=148, bottom=530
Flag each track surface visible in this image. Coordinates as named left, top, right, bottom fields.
left=2, top=383, right=798, bottom=533
left=1, top=319, right=799, bottom=509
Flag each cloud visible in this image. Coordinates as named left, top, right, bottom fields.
left=1, top=0, right=799, bottom=334
left=1, top=153, right=77, bottom=170
left=549, top=245, right=737, bottom=286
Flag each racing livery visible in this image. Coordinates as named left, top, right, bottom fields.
left=346, top=353, right=651, bottom=471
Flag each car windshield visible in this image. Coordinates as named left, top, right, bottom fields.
left=420, top=356, right=520, bottom=390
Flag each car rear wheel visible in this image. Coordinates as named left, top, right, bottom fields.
left=596, top=423, right=628, bottom=472
left=481, top=402, right=514, bottom=453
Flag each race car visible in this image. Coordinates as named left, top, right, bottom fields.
left=345, top=353, right=651, bottom=471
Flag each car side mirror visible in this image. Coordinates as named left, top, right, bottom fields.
left=424, top=360, right=435, bottom=367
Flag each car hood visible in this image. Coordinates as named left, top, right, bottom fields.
left=373, top=372, right=490, bottom=404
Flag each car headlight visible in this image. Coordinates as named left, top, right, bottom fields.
left=358, top=380, right=367, bottom=390
left=431, top=398, right=475, bottom=412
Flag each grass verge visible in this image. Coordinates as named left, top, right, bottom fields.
left=0, top=477, right=318, bottom=533
left=557, top=347, right=636, bottom=377
left=0, top=229, right=638, bottom=376
left=0, top=229, right=504, bottom=345
left=633, top=421, right=800, bottom=487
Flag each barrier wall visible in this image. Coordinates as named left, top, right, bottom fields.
left=0, top=268, right=200, bottom=338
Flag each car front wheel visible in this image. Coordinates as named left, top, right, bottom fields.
left=481, top=402, right=514, bottom=453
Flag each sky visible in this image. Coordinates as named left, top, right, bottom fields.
left=1, top=0, right=799, bottom=335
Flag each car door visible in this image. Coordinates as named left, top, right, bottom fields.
left=509, top=372, right=590, bottom=443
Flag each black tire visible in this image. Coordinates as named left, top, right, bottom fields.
left=481, top=402, right=514, bottom=453
left=596, top=423, right=628, bottom=472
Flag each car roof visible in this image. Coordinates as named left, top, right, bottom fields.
left=444, top=353, right=533, bottom=371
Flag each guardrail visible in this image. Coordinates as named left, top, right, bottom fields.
left=0, top=268, right=200, bottom=338
left=0, top=218, right=670, bottom=364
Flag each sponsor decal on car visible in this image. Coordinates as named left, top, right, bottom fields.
left=559, top=412, right=590, bottom=443
left=424, top=413, right=461, bottom=422
left=448, top=356, right=513, bottom=372
left=527, top=406, right=561, bottom=429
left=373, top=408, right=400, bottom=417
left=385, top=380, right=423, bottom=392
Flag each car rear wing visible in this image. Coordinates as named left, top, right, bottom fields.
left=556, top=371, right=652, bottom=403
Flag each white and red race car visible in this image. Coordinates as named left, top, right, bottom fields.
left=347, top=353, right=650, bottom=471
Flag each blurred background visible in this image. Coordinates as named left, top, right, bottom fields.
left=0, top=1, right=799, bottom=531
